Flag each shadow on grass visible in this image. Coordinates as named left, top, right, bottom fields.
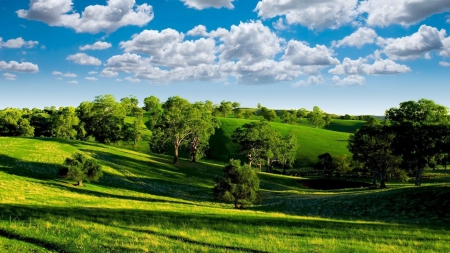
left=0, top=204, right=448, bottom=252
left=0, top=228, right=73, bottom=253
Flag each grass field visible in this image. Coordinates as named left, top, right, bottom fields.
left=0, top=137, right=449, bottom=252
left=209, top=118, right=352, bottom=167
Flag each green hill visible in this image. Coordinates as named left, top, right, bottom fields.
left=209, top=118, right=351, bottom=167
left=0, top=137, right=449, bottom=252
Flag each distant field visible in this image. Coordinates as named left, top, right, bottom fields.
left=0, top=137, right=449, bottom=252
left=209, top=117, right=352, bottom=167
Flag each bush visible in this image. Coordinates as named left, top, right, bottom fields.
left=58, top=153, right=103, bottom=186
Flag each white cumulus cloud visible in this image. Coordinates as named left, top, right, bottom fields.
left=80, top=41, right=112, bottom=51
left=0, top=61, right=39, bottom=73
left=255, top=0, right=359, bottom=30
left=3, top=73, right=17, bottom=81
left=282, top=40, right=340, bottom=66
left=329, top=56, right=411, bottom=75
left=181, top=0, right=234, bottom=10
left=67, top=53, right=102, bottom=66
left=440, top=61, right=450, bottom=67
left=68, top=80, right=78, bottom=84
left=17, top=0, right=154, bottom=34
left=333, top=27, right=377, bottom=48
left=85, top=77, right=98, bottom=81
left=292, top=75, right=325, bottom=87
left=359, top=0, right=450, bottom=27
left=378, top=25, right=446, bottom=60
left=0, top=37, right=38, bottom=49
left=332, top=75, right=365, bottom=86
left=53, top=71, right=77, bottom=78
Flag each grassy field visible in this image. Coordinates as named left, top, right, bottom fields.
left=209, top=118, right=352, bottom=167
left=0, top=137, right=449, bottom=252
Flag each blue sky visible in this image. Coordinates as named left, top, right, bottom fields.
left=1, top=0, right=449, bottom=115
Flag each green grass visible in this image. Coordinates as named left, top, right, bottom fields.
left=325, top=119, right=366, bottom=133
left=0, top=137, right=449, bottom=252
left=209, top=118, right=352, bottom=167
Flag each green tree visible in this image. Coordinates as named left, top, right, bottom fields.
left=219, top=100, right=233, bottom=117
left=50, top=107, right=80, bottom=139
left=296, top=108, right=308, bottom=121
left=77, top=95, right=126, bottom=143
left=58, top=153, right=103, bottom=187
left=232, top=121, right=273, bottom=167
left=124, top=107, right=144, bottom=147
left=260, top=107, right=277, bottom=122
left=184, top=102, right=221, bottom=162
left=348, top=126, right=399, bottom=188
left=385, top=99, right=449, bottom=125
left=333, top=155, right=353, bottom=175
left=308, top=106, right=325, bottom=128
left=0, top=108, right=34, bottom=137
left=280, top=110, right=295, bottom=124
left=121, top=96, right=139, bottom=115
left=278, top=131, right=297, bottom=174
left=213, top=159, right=260, bottom=209
left=324, top=114, right=332, bottom=127
left=317, top=153, right=334, bottom=178
left=143, top=95, right=163, bottom=129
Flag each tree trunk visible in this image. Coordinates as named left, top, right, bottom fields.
left=282, top=163, right=286, bottom=175
left=415, top=167, right=423, bottom=186
left=191, top=154, right=197, bottom=163
left=266, top=158, right=271, bottom=172
left=379, top=171, right=386, bottom=189
left=173, top=144, right=179, bottom=165
left=234, top=198, right=239, bottom=209
left=372, top=170, right=378, bottom=185
left=77, top=180, right=83, bottom=187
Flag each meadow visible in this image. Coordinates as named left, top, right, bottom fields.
left=0, top=137, right=449, bottom=252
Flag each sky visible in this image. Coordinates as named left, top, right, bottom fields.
left=0, top=0, right=450, bottom=115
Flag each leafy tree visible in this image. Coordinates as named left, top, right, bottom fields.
left=333, top=155, right=353, bottom=175
left=50, top=107, right=80, bottom=139
left=30, top=113, right=51, bottom=137
left=232, top=102, right=241, bottom=110
left=120, top=96, right=139, bottom=115
left=308, top=106, right=325, bottom=128
left=317, top=153, right=334, bottom=178
left=278, top=131, right=297, bottom=174
left=260, top=107, right=277, bottom=122
left=143, top=95, right=163, bottom=129
left=385, top=99, right=449, bottom=125
left=348, top=126, right=399, bottom=188
left=324, top=114, right=333, bottom=127
left=232, top=121, right=273, bottom=167
left=0, top=109, right=34, bottom=137
left=58, top=153, right=103, bottom=187
left=76, top=95, right=126, bottom=143
left=296, top=108, right=308, bottom=120
left=219, top=100, right=233, bottom=117
left=213, top=159, right=259, bottom=209
left=124, top=107, right=144, bottom=147
left=184, top=102, right=220, bottom=162
left=280, top=110, right=295, bottom=124
left=242, top=110, right=254, bottom=119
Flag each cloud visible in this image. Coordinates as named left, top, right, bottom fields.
left=333, top=27, right=377, bottom=48
left=3, top=73, right=17, bottom=81
left=187, top=25, right=209, bottom=37
left=101, top=69, right=119, bottom=77
left=378, top=25, right=446, bottom=60
left=282, top=40, right=340, bottom=66
left=329, top=56, right=411, bottom=75
left=52, top=71, right=63, bottom=76
left=0, top=37, right=38, bottom=49
left=120, top=28, right=216, bottom=68
left=292, top=75, right=325, bottom=87
left=181, top=0, right=234, bottom=10
left=68, top=80, right=78, bottom=84
left=125, top=76, right=141, bottom=83
left=115, top=79, right=123, bottom=82
left=216, top=21, right=283, bottom=64
left=88, top=71, right=98, bottom=75
left=0, top=61, right=39, bottom=73
left=440, top=37, right=450, bottom=58
left=359, top=0, right=450, bottom=27
left=53, top=71, right=77, bottom=78
left=80, top=41, right=112, bottom=51
left=85, top=77, right=98, bottom=81
left=17, top=0, right=154, bottom=34
left=332, top=75, right=365, bottom=86
left=272, top=18, right=288, bottom=31
left=67, top=53, right=102, bottom=66
left=254, top=0, right=359, bottom=30
left=440, top=61, right=450, bottom=67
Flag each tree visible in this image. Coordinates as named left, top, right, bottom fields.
left=232, top=102, right=241, bottom=110
left=120, top=96, right=139, bottom=115
left=184, top=102, right=220, bottom=162
left=385, top=98, right=449, bottom=125
left=278, top=131, right=297, bottom=174
left=218, top=101, right=233, bottom=117
left=260, top=107, right=277, bottom=122
left=333, top=155, right=353, bottom=176
left=280, top=110, right=295, bottom=124
left=324, top=114, right=332, bottom=127
left=296, top=108, right=308, bottom=121
left=213, top=159, right=259, bottom=209
left=58, top=153, right=103, bottom=187
left=317, top=153, right=334, bottom=178
left=348, top=125, right=399, bottom=188
left=30, top=113, right=51, bottom=137
left=232, top=121, right=273, bottom=167
left=143, top=95, right=163, bottom=129
left=308, top=106, right=325, bottom=128
left=124, top=107, right=144, bottom=147
left=76, top=95, right=126, bottom=143
left=50, top=107, right=80, bottom=139
left=0, top=108, right=34, bottom=137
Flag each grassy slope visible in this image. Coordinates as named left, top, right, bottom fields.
left=0, top=137, right=449, bottom=252
left=209, top=118, right=351, bottom=167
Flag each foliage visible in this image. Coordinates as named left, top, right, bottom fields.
left=385, top=98, right=449, bottom=125
left=277, top=131, right=297, bottom=174
left=316, top=153, right=334, bottom=178
left=58, top=153, right=103, bottom=186
left=280, top=110, right=295, bottom=124
left=260, top=107, right=277, bottom=122
left=308, top=106, right=325, bottom=128
left=213, top=159, right=259, bottom=209
left=50, top=107, right=80, bottom=139
left=120, top=96, right=139, bottom=115
left=0, top=108, right=34, bottom=137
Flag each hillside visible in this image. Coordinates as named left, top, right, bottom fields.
left=209, top=118, right=352, bottom=167
left=0, top=137, right=449, bottom=252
